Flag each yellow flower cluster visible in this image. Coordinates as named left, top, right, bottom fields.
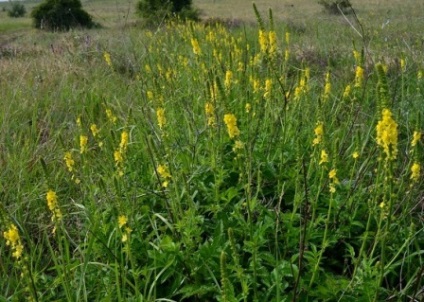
left=258, top=30, right=278, bottom=57
left=319, top=149, right=329, bottom=165
left=3, top=224, right=24, bottom=260
left=118, top=215, right=132, bottom=243
left=223, top=114, right=240, bottom=139
left=114, top=130, right=129, bottom=177
left=410, top=163, right=421, bottom=182
left=80, top=135, right=88, bottom=154
left=354, top=66, right=364, bottom=88
left=46, top=190, right=63, bottom=223
left=157, top=164, right=172, bottom=188
left=224, top=70, right=233, bottom=91
left=103, top=51, right=112, bottom=67
left=106, top=108, right=117, bottom=124
left=376, top=109, right=398, bottom=160
left=156, top=108, right=166, bottom=130
left=322, top=71, right=331, bottom=101
left=205, top=102, right=216, bottom=127
left=329, top=169, right=340, bottom=193
left=191, top=38, right=201, bottom=56
left=313, top=122, right=324, bottom=146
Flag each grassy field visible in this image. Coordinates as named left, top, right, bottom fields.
left=1, top=0, right=424, bottom=301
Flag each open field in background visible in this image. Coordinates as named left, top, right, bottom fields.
left=1, top=0, right=424, bottom=301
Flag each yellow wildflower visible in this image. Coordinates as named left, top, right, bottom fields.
left=343, top=84, right=351, bottom=99
left=147, top=91, right=154, bottom=101
left=106, top=108, right=117, bottom=124
left=285, top=31, right=290, bottom=45
left=264, top=79, right=272, bottom=99
left=156, top=108, right=166, bottom=130
left=352, top=151, right=359, bottom=159
left=80, top=135, right=88, bottom=154
left=313, top=123, right=324, bottom=146
left=322, top=72, right=331, bottom=101
left=90, top=124, right=100, bottom=137
left=118, top=215, right=128, bottom=228
left=119, top=131, right=129, bottom=153
left=224, top=70, right=233, bottom=91
left=400, top=58, right=406, bottom=72
left=103, top=51, right=112, bottom=67
left=76, top=116, right=82, bottom=128
left=233, top=140, right=244, bottom=152
left=354, top=66, right=364, bottom=88
left=418, top=70, right=423, bottom=80
left=191, top=38, right=201, bottom=56
left=319, top=149, right=329, bottom=165
left=353, top=50, right=361, bottom=63
left=259, top=30, right=268, bottom=53
left=64, top=151, right=75, bottom=172
left=376, top=108, right=398, bottom=160
left=46, top=190, right=62, bottom=222
left=268, top=31, right=277, bottom=55
left=329, top=169, right=339, bottom=184
left=284, top=49, right=290, bottom=62
left=114, top=150, right=123, bottom=165
left=245, top=103, right=251, bottom=113
left=205, top=102, right=216, bottom=127
left=411, top=163, right=421, bottom=182
left=157, top=164, right=171, bottom=187
left=411, top=131, right=421, bottom=147
left=223, top=114, right=240, bottom=139
left=3, top=224, right=24, bottom=260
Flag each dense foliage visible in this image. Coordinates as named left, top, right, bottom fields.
left=137, top=0, right=199, bottom=23
left=1, top=3, right=424, bottom=301
left=7, top=2, right=26, bottom=18
left=31, top=0, right=93, bottom=31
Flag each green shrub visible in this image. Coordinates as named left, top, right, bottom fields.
left=318, top=0, right=352, bottom=14
left=31, top=0, right=94, bottom=31
left=7, top=2, right=26, bottom=18
left=137, top=0, right=199, bottom=24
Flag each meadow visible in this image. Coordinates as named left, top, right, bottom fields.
left=0, top=0, right=424, bottom=301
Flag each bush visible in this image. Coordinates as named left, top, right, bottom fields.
left=31, top=0, right=94, bottom=31
left=137, top=0, right=199, bottom=24
left=318, top=0, right=352, bottom=15
left=7, top=2, right=26, bottom=18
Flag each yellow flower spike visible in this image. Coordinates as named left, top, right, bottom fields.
left=46, top=190, right=62, bottom=223
left=105, top=108, right=117, bottom=124
left=114, top=150, right=123, bottom=165
left=156, top=108, right=166, bottom=130
left=354, top=66, right=364, bottom=88
left=285, top=31, right=290, bottom=45
left=411, top=163, right=421, bottom=182
left=268, top=31, right=277, bottom=55
left=411, top=131, right=421, bottom=147
left=264, top=79, right=272, bottom=99
left=103, top=51, right=112, bottom=67
left=224, top=70, right=233, bottom=91
left=191, top=38, right=201, bottom=56
left=329, top=169, right=340, bottom=184
left=76, top=117, right=82, bottom=128
left=90, top=124, right=100, bottom=137
left=3, top=224, right=24, bottom=260
left=400, top=58, right=406, bottom=72
left=343, top=84, right=352, bottom=99
left=64, top=152, right=75, bottom=172
left=79, top=135, right=88, bottom=154
left=119, top=131, right=129, bottom=153
left=205, top=102, right=216, bottom=127
left=319, top=149, right=329, bottom=165
left=258, top=30, right=268, bottom=53
left=376, top=109, right=398, bottom=160
left=313, top=122, right=324, bottom=146
left=157, top=164, right=172, bottom=187
left=223, top=114, right=240, bottom=139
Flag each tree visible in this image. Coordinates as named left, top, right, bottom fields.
left=31, top=0, right=94, bottom=31
left=137, top=0, right=199, bottom=23
left=7, top=2, right=26, bottom=18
